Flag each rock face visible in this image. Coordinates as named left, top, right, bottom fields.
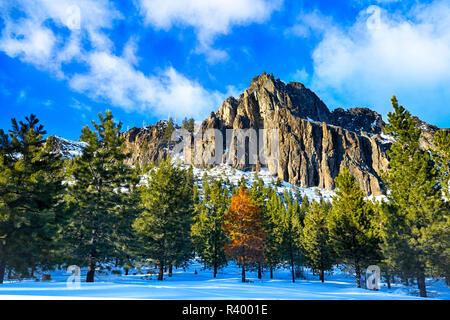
left=47, top=136, right=87, bottom=159
left=99, top=72, right=439, bottom=196
left=191, top=72, right=389, bottom=195
left=412, top=116, right=439, bottom=151
left=119, top=121, right=172, bottom=167
left=329, top=107, right=385, bottom=136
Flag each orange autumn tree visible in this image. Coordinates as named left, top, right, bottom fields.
left=223, top=187, right=267, bottom=282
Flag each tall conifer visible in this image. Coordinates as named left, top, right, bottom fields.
left=302, top=201, right=335, bottom=282
left=0, top=115, right=64, bottom=283
left=381, top=97, right=447, bottom=297
left=63, top=111, right=137, bottom=282
left=328, top=167, right=382, bottom=288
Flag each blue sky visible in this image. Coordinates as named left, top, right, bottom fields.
left=0, top=0, right=449, bottom=139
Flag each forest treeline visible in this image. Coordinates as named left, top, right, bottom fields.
left=0, top=97, right=448, bottom=298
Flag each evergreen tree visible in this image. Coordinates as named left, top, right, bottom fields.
left=237, top=176, right=248, bottom=191
left=223, top=187, right=266, bottom=282
left=434, top=129, right=450, bottom=199
left=63, top=111, right=137, bottom=282
left=264, top=189, right=283, bottom=278
left=0, top=115, right=65, bottom=283
left=133, top=158, right=194, bottom=280
left=112, top=165, right=141, bottom=276
left=249, top=175, right=268, bottom=279
left=182, top=117, right=195, bottom=133
left=191, top=177, right=229, bottom=277
left=299, top=195, right=310, bottom=225
left=278, top=191, right=304, bottom=282
left=428, top=130, right=450, bottom=284
left=381, top=96, right=447, bottom=297
left=163, top=118, right=176, bottom=147
left=302, top=201, right=335, bottom=282
left=327, top=167, right=382, bottom=288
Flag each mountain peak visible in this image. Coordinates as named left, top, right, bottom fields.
left=221, top=72, right=331, bottom=124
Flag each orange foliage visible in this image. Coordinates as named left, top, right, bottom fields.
left=223, top=187, right=267, bottom=265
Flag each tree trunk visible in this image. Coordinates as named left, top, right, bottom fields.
left=355, top=264, right=361, bottom=288
left=270, top=267, right=273, bottom=279
left=124, top=255, right=130, bottom=276
left=0, top=259, right=6, bottom=284
left=158, top=262, right=164, bottom=281
left=213, top=244, right=218, bottom=278
left=86, top=261, right=96, bottom=282
left=291, top=260, right=295, bottom=283
left=417, top=273, right=427, bottom=298
left=320, top=269, right=325, bottom=283
left=86, top=227, right=97, bottom=283
left=0, top=240, right=7, bottom=284
left=291, top=257, right=295, bottom=282
left=168, top=264, right=173, bottom=277
left=258, top=263, right=262, bottom=279
left=241, top=261, right=246, bottom=283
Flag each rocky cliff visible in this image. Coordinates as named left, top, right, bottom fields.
left=193, top=73, right=389, bottom=195
left=55, top=72, right=442, bottom=196
left=119, top=72, right=395, bottom=195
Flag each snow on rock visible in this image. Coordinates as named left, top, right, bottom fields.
left=170, top=153, right=335, bottom=203
left=51, top=136, right=87, bottom=159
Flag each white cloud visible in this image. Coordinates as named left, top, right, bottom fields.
left=69, top=51, right=229, bottom=120
left=16, top=89, right=27, bottom=103
left=291, top=68, right=309, bottom=83
left=285, top=10, right=334, bottom=38
left=70, top=98, right=91, bottom=112
left=0, top=0, right=232, bottom=121
left=304, top=1, right=450, bottom=126
left=0, top=0, right=121, bottom=76
left=138, top=0, right=281, bottom=63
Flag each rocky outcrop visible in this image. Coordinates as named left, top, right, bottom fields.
left=330, top=107, right=385, bottom=136
left=192, top=73, right=389, bottom=195
left=47, top=135, right=86, bottom=159
left=412, top=116, right=439, bottom=151
left=119, top=121, right=172, bottom=167
left=54, top=72, right=441, bottom=196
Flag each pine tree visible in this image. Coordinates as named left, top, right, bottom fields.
left=112, top=165, right=141, bottom=276
left=264, top=189, right=284, bottom=278
left=434, top=129, right=450, bottom=199
left=0, top=115, right=65, bottom=283
left=302, top=201, right=335, bottom=282
left=381, top=96, right=447, bottom=297
left=327, top=167, right=382, bottom=288
left=182, top=117, right=195, bottom=133
left=299, top=195, right=310, bottom=225
left=249, top=175, right=268, bottom=279
left=133, top=158, right=194, bottom=280
left=191, top=177, right=229, bottom=277
left=223, top=187, right=266, bottom=282
left=428, top=130, right=450, bottom=284
left=63, top=111, right=138, bottom=282
left=278, top=191, right=304, bottom=283
left=163, top=118, right=176, bottom=147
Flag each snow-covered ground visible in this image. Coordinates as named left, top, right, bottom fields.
left=0, top=261, right=448, bottom=300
